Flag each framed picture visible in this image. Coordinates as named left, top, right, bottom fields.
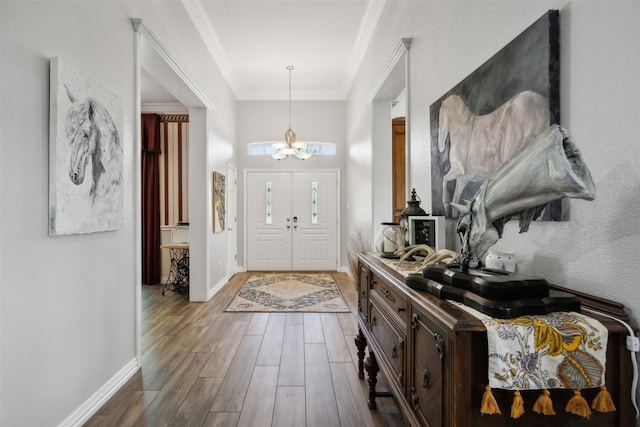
left=408, top=216, right=445, bottom=250
left=430, top=10, right=560, bottom=220
left=49, top=57, right=123, bottom=235
left=213, top=171, right=225, bottom=232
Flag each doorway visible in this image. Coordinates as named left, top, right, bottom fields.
left=246, top=170, right=339, bottom=271
left=227, top=165, right=238, bottom=274
left=134, top=18, right=213, bottom=358
left=392, top=117, right=406, bottom=221
left=370, top=38, right=411, bottom=242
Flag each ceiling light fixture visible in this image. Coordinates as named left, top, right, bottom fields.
left=272, top=66, right=311, bottom=160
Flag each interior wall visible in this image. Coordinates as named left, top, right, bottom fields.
left=0, top=1, right=237, bottom=425
left=346, top=0, right=640, bottom=333
left=1, top=3, right=137, bottom=425
left=236, top=100, right=346, bottom=269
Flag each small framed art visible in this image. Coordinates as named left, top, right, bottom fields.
left=213, top=171, right=225, bottom=232
left=408, top=216, right=445, bottom=250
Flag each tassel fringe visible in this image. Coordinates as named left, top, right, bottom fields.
left=480, top=385, right=501, bottom=415
left=532, top=389, right=556, bottom=415
left=565, top=389, right=591, bottom=419
left=592, top=386, right=617, bottom=413
left=481, top=386, right=616, bottom=418
left=510, top=390, right=525, bottom=419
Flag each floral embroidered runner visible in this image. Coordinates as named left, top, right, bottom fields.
left=455, top=303, right=608, bottom=390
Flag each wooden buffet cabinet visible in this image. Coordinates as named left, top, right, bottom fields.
left=355, top=252, right=635, bottom=427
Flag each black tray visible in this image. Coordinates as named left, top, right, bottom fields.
left=423, top=264, right=550, bottom=300
left=405, top=274, right=580, bottom=319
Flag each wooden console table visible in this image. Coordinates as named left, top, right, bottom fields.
left=355, top=252, right=635, bottom=426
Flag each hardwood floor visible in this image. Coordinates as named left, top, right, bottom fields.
left=84, top=272, right=404, bottom=427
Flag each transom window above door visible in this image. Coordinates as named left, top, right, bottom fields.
left=247, top=142, right=336, bottom=156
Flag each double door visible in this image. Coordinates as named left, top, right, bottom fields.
left=246, top=171, right=338, bottom=270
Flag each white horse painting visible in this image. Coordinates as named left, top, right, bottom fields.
left=438, top=90, right=549, bottom=215
left=49, top=58, right=123, bottom=235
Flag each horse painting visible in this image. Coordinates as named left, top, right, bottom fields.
left=65, top=84, right=122, bottom=205
left=49, top=58, right=123, bottom=235
left=437, top=91, right=549, bottom=216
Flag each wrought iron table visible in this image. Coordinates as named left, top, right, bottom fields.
left=160, top=243, right=189, bottom=295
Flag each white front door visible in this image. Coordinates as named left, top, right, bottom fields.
left=246, top=171, right=338, bottom=271
left=291, top=172, right=337, bottom=270
left=246, top=172, right=293, bottom=270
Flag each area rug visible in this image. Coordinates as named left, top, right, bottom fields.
left=225, top=272, right=351, bottom=313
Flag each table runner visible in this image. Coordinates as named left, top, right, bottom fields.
left=453, top=302, right=616, bottom=419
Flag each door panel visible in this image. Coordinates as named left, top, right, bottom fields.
left=292, top=172, right=337, bottom=270
left=247, top=171, right=337, bottom=271
left=247, top=172, right=292, bottom=270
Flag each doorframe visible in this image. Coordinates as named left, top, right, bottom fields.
left=243, top=168, right=341, bottom=271
left=132, top=19, right=213, bottom=360
left=369, top=38, right=411, bottom=244
left=226, top=164, right=238, bottom=275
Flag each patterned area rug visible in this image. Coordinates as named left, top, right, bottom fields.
left=225, top=272, right=351, bottom=313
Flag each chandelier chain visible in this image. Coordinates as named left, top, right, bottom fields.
left=287, top=65, right=293, bottom=129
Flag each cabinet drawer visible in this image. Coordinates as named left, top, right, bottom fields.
left=370, top=272, right=408, bottom=323
left=410, top=308, right=444, bottom=427
left=370, top=300, right=405, bottom=390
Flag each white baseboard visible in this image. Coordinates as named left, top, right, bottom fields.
left=207, top=274, right=230, bottom=300
left=58, top=357, right=139, bottom=427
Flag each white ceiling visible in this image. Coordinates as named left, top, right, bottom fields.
left=141, top=0, right=386, bottom=103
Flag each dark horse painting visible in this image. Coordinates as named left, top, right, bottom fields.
left=430, top=11, right=560, bottom=220
left=49, top=58, right=123, bottom=235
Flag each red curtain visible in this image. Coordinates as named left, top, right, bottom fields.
left=141, top=114, right=161, bottom=285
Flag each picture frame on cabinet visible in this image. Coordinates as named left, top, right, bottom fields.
left=408, top=216, right=445, bottom=250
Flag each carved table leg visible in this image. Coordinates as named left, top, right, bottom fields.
left=354, top=329, right=367, bottom=379
left=364, top=350, right=379, bottom=409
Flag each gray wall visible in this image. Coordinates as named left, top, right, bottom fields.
left=236, top=100, right=347, bottom=269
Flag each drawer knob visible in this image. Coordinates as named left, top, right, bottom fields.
left=380, top=287, right=396, bottom=303
left=422, top=368, right=430, bottom=389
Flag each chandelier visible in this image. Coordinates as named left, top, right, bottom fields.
left=272, top=66, right=311, bottom=160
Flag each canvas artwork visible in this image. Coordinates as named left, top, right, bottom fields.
left=49, top=57, right=123, bottom=235
left=213, top=171, right=225, bottom=232
left=430, top=10, right=560, bottom=219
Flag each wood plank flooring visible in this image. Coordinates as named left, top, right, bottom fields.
left=84, top=272, right=404, bottom=427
